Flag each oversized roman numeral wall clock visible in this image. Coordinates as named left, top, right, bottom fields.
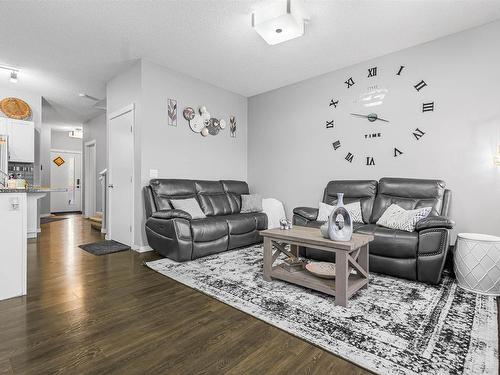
left=326, top=64, right=434, bottom=166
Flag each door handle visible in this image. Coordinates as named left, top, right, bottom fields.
left=108, top=184, right=114, bottom=188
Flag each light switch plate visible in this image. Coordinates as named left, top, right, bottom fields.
left=149, top=169, right=159, bottom=178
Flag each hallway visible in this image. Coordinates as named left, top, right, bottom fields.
left=0, top=215, right=367, bottom=374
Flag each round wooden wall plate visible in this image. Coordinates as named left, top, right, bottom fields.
left=0, top=97, right=32, bottom=120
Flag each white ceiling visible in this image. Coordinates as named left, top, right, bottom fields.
left=0, top=0, right=499, bottom=125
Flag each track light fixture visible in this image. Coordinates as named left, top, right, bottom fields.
left=0, top=65, right=20, bottom=83
left=10, top=71, right=18, bottom=83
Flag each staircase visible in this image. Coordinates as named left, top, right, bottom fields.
left=89, top=212, right=103, bottom=231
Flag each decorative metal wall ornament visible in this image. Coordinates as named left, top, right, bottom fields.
left=183, top=107, right=195, bottom=121
left=229, top=116, right=237, bottom=138
left=167, top=98, right=177, bottom=126
left=184, top=105, right=228, bottom=137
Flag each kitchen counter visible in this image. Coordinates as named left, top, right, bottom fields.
left=0, top=188, right=67, bottom=193
left=0, top=188, right=67, bottom=238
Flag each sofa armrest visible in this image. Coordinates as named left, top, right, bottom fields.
left=293, top=207, right=319, bottom=221
left=152, top=209, right=192, bottom=221
left=415, top=216, right=454, bottom=231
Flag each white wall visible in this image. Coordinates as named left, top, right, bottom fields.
left=83, top=113, right=106, bottom=211
left=248, top=21, right=500, bottom=238
left=51, top=130, right=82, bottom=151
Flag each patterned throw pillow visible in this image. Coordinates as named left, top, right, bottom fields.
left=170, top=198, right=206, bottom=219
left=317, top=201, right=364, bottom=223
left=376, top=204, right=432, bottom=232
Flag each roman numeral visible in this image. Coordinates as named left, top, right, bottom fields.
left=345, top=152, right=354, bottom=163
left=326, top=120, right=334, bottom=129
left=345, top=77, right=355, bottom=88
left=394, top=147, right=403, bottom=157
left=422, top=102, right=434, bottom=112
left=414, top=80, right=427, bottom=91
left=329, top=99, right=339, bottom=108
left=332, top=140, right=341, bottom=150
left=368, top=67, right=377, bottom=77
left=366, top=157, right=375, bottom=166
left=397, top=65, right=405, bottom=76
left=413, top=128, right=425, bottom=140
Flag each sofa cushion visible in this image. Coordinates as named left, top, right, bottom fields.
left=317, top=201, right=363, bottom=223
left=195, top=180, right=233, bottom=216
left=170, top=198, right=206, bottom=219
left=149, top=179, right=197, bottom=210
left=240, top=194, right=263, bottom=213
left=221, top=180, right=249, bottom=214
left=370, top=178, right=445, bottom=223
left=355, top=224, right=418, bottom=258
left=323, top=180, right=377, bottom=223
left=190, top=216, right=228, bottom=242
left=223, top=212, right=268, bottom=234
left=376, top=204, right=431, bottom=232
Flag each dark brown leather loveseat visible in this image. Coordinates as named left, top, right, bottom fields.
left=293, top=178, right=454, bottom=284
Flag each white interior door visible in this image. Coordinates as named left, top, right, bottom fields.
left=50, top=150, right=82, bottom=213
left=108, top=109, right=134, bottom=246
left=84, top=142, right=96, bottom=218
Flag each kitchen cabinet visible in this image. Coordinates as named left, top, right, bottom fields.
left=0, top=193, right=27, bottom=301
left=0, top=117, right=35, bottom=163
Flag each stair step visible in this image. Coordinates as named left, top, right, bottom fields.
left=89, top=216, right=102, bottom=224
left=90, top=222, right=102, bottom=231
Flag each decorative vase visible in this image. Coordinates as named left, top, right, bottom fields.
left=328, top=193, right=353, bottom=241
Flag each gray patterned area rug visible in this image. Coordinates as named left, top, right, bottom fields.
left=146, top=245, right=498, bottom=375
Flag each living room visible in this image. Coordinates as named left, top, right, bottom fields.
left=0, top=1, right=499, bottom=374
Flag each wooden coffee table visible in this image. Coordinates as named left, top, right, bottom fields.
left=260, top=226, right=374, bottom=307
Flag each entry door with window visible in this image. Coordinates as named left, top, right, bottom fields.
left=50, top=150, right=82, bottom=213
left=108, top=109, right=134, bottom=246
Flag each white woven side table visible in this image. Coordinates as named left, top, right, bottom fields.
left=454, top=233, right=500, bottom=296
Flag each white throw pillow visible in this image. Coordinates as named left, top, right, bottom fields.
left=376, top=204, right=432, bottom=232
left=170, top=198, right=206, bottom=219
left=316, top=201, right=364, bottom=223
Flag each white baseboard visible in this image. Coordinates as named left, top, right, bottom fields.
left=132, top=244, right=153, bottom=253
left=40, top=213, right=51, bottom=218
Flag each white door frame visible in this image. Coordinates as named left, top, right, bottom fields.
left=49, top=149, right=83, bottom=213
left=84, top=140, right=97, bottom=218
left=107, top=103, right=135, bottom=246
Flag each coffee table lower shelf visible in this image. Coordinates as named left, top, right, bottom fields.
left=271, top=265, right=367, bottom=299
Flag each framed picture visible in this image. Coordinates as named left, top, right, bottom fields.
left=230, top=116, right=236, bottom=138
left=168, top=98, right=177, bottom=126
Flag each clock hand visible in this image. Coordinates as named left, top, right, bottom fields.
left=349, top=113, right=390, bottom=123
left=350, top=113, right=368, bottom=118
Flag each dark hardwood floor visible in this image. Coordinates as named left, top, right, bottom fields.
left=0, top=214, right=371, bottom=374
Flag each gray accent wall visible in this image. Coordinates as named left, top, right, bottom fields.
left=248, top=20, right=500, bottom=238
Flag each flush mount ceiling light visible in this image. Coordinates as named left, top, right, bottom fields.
left=0, top=65, right=20, bottom=83
left=252, top=0, right=308, bottom=45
